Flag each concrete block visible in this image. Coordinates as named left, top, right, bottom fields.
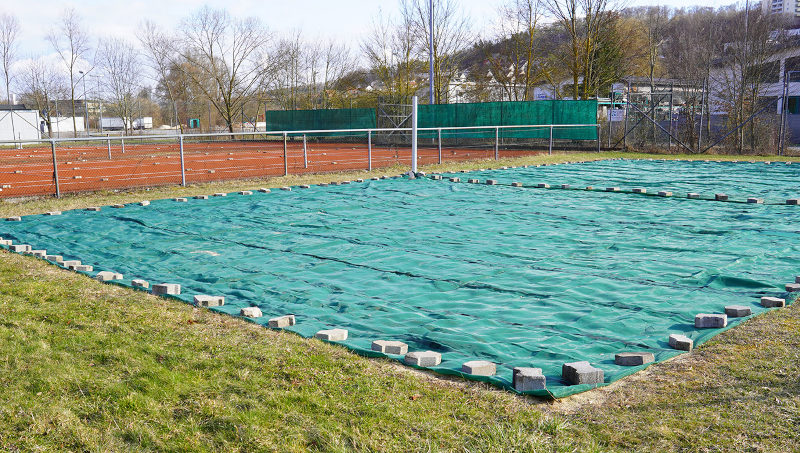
left=5, top=216, right=21, bottom=221
left=560, top=184, right=570, bottom=189
left=796, top=276, right=800, bottom=284
left=468, top=179, right=479, bottom=184
left=45, top=255, right=63, bottom=263
left=786, top=283, right=800, bottom=292
left=687, top=193, right=700, bottom=199
left=268, top=314, right=296, bottom=328
left=240, top=306, right=262, bottom=318
left=431, top=175, right=442, bottom=180
left=315, top=328, right=348, bottom=341
left=151, top=283, right=181, bottom=295
left=668, top=334, right=693, bottom=351
left=658, top=191, right=673, bottom=197
left=95, top=271, right=123, bottom=281
left=585, top=186, right=593, bottom=190
left=461, top=360, right=496, bottom=376
left=356, top=179, right=364, bottom=183
left=31, top=250, right=47, bottom=258
left=449, top=177, right=460, bottom=182
left=174, top=198, right=187, bottom=202
left=71, top=264, right=93, bottom=272
left=562, top=361, right=604, bottom=385
left=258, top=188, right=271, bottom=193
left=45, top=211, right=62, bottom=216
left=61, top=260, right=80, bottom=268
left=341, top=181, right=351, bottom=184
left=787, top=199, right=799, bottom=205
left=280, top=186, right=291, bottom=191
left=725, top=305, right=751, bottom=317
left=371, top=340, right=408, bottom=355
left=132, top=279, right=149, bottom=289
left=194, top=195, right=209, bottom=199
left=633, top=188, right=646, bottom=194
left=513, top=367, right=546, bottom=391
left=614, top=352, right=655, bottom=366
left=747, top=198, right=763, bottom=204
left=485, top=179, right=497, bottom=185
left=329, top=181, right=340, bottom=185
left=606, top=187, right=620, bottom=192
left=695, top=313, right=727, bottom=328
left=112, top=204, right=126, bottom=209
left=715, top=193, right=728, bottom=201
left=10, top=244, right=31, bottom=253
left=213, top=193, right=227, bottom=197
left=404, top=351, right=442, bottom=367
left=537, top=183, right=549, bottom=188
left=761, top=296, right=786, bottom=308
left=511, top=182, right=523, bottom=187
left=193, top=295, right=225, bottom=307
left=299, top=185, right=310, bottom=189
left=139, top=201, right=150, bottom=206
left=0, top=239, right=10, bottom=246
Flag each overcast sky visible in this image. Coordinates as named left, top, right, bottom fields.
left=6, top=0, right=740, bottom=59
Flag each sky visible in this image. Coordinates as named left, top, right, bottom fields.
left=4, top=0, right=743, bottom=59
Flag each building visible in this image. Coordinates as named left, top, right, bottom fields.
left=763, top=0, right=800, bottom=16
left=0, top=104, right=42, bottom=142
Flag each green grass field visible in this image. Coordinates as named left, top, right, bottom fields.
left=1, top=152, right=799, bottom=452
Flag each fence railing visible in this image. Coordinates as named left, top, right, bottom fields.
left=0, top=124, right=600, bottom=199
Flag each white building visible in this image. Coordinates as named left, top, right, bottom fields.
left=0, top=106, right=41, bottom=142
left=763, top=0, right=800, bottom=16
left=49, top=116, right=86, bottom=134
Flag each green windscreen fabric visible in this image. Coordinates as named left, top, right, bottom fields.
left=265, top=108, right=376, bottom=136
left=2, top=159, right=797, bottom=398
left=417, top=100, right=598, bottom=140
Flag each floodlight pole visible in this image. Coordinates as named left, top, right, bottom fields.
left=412, top=96, right=418, bottom=173
left=429, top=0, right=434, bottom=105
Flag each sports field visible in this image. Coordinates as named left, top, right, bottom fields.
left=2, top=157, right=797, bottom=398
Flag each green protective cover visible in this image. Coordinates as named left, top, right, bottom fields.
left=265, top=108, right=376, bottom=136
left=417, top=100, right=598, bottom=140
left=1, top=159, right=797, bottom=398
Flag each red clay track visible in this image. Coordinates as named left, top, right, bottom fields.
left=0, top=139, right=543, bottom=198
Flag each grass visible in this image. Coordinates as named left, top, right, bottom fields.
left=1, top=151, right=799, bottom=451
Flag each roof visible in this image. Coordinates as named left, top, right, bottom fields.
left=0, top=104, right=28, bottom=111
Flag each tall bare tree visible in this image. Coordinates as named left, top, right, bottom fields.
left=139, top=20, right=184, bottom=132
left=47, top=8, right=90, bottom=135
left=0, top=12, right=19, bottom=104
left=18, top=57, right=67, bottom=136
left=97, top=38, right=141, bottom=135
left=177, top=6, right=273, bottom=133
left=362, top=10, right=421, bottom=104
left=401, top=0, right=472, bottom=104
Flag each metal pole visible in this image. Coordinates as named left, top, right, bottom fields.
left=283, top=132, right=288, bottom=176
left=179, top=135, right=186, bottom=187
left=494, top=127, right=499, bottom=160
left=429, top=0, right=434, bottom=105
left=779, top=72, right=789, bottom=156
left=437, top=128, right=442, bottom=164
left=411, top=96, right=418, bottom=173
left=368, top=130, right=372, bottom=171
left=549, top=125, right=553, bottom=155
left=668, top=82, right=674, bottom=149
left=121, top=137, right=125, bottom=154
left=50, top=140, right=61, bottom=198
left=608, top=91, right=612, bottom=149
left=107, top=136, right=111, bottom=159
left=596, top=125, right=601, bottom=152
left=302, top=134, right=308, bottom=168
left=624, top=80, right=631, bottom=149
left=698, top=78, right=705, bottom=151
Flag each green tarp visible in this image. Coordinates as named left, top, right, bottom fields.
left=265, top=108, right=376, bottom=136
left=1, top=159, right=796, bottom=398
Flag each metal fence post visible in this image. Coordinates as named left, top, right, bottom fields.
left=179, top=134, right=186, bottom=187
left=107, top=136, right=111, bottom=159
left=302, top=134, right=308, bottom=169
left=411, top=96, right=418, bottom=173
left=437, top=128, right=442, bottom=164
left=596, top=125, right=601, bottom=152
left=494, top=127, right=499, bottom=160
left=283, top=132, right=288, bottom=176
left=549, top=125, right=553, bottom=155
left=121, top=137, right=125, bottom=154
left=368, top=130, right=372, bottom=171
left=50, top=140, right=60, bottom=198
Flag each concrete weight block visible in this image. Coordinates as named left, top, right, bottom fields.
left=668, top=334, right=693, bottom=351
left=404, top=351, right=441, bottom=367
left=449, top=177, right=460, bottom=182
left=10, top=244, right=31, bottom=253
left=787, top=199, right=799, bottom=205
left=371, top=340, right=408, bottom=355
left=606, top=187, right=620, bottom=192
left=315, top=328, right=348, bottom=341
left=658, top=191, right=673, bottom=197
left=485, top=179, right=497, bottom=185
left=194, top=195, right=209, bottom=199
left=45, top=255, right=63, bottom=263
left=95, top=271, right=123, bottom=281
left=761, top=296, right=785, bottom=308
left=560, top=184, right=570, bottom=189
left=562, top=361, right=604, bottom=385
left=513, top=367, right=546, bottom=391
left=786, top=283, right=800, bottom=292
left=725, top=305, right=751, bottom=317
left=632, top=188, right=646, bottom=194
left=240, top=306, right=262, bottom=318
left=193, top=295, right=225, bottom=307
left=461, top=360, right=496, bottom=376
left=715, top=193, right=728, bottom=201
left=151, top=283, right=181, bottom=295
left=747, top=198, right=763, bottom=204
left=86, top=207, right=101, bottom=211
left=139, top=201, right=150, bottom=206
left=268, top=314, right=296, bottom=328
left=45, top=211, right=62, bottom=216
left=132, top=279, right=149, bottom=289
left=614, top=352, right=655, bottom=366
left=468, top=179, right=479, bottom=184
left=258, top=188, right=271, bottom=193
left=695, top=313, right=727, bottom=328
left=511, top=182, right=523, bottom=187
left=174, top=198, right=187, bottom=202
left=687, top=193, right=700, bottom=199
